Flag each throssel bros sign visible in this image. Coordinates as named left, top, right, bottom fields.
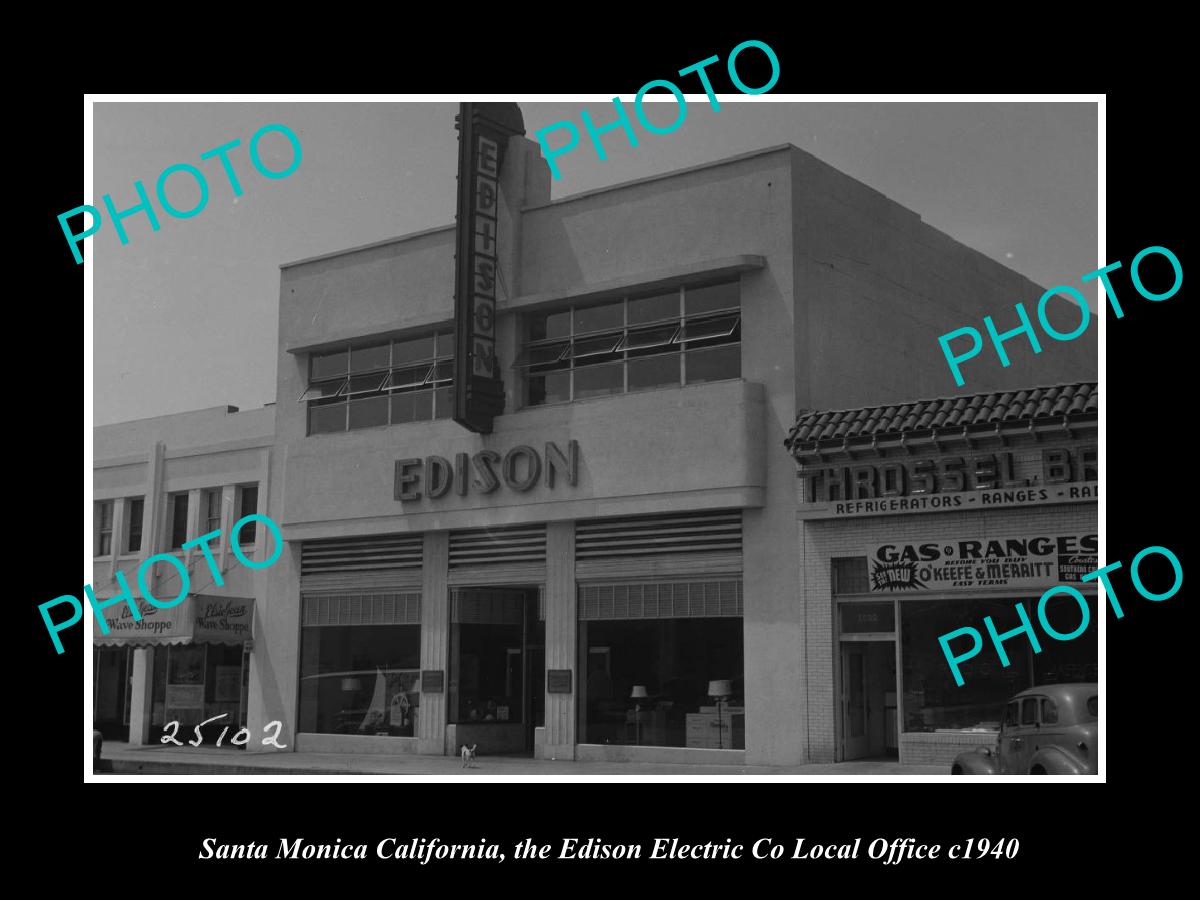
left=452, top=102, right=525, bottom=434
left=799, top=445, right=1097, bottom=519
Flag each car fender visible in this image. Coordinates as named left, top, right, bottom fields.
left=1028, top=747, right=1086, bottom=775
left=951, top=748, right=999, bottom=775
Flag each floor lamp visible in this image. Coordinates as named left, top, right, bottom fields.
left=630, top=685, right=648, bottom=745
left=708, top=680, right=732, bottom=749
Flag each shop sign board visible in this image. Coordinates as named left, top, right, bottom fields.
left=452, top=102, right=525, bottom=434
left=868, top=533, right=1098, bottom=592
left=799, top=446, right=1097, bottom=520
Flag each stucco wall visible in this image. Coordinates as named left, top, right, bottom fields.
left=790, top=147, right=1098, bottom=411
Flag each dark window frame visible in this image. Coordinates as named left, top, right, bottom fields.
left=1003, top=701, right=1020, bottom=728
left=203, top=488, right=223, bottom=544
left=169, top=493, right=189, bottom=549
left=303, top=330, right=453, bottom=435
left=519, top=280, right=741, bottom=408
left=1020, top=697, right=1039, bottom=726
left=95, top=500, right=114, bottom=557
left=238, top=484, right=259, bottom=545
left=1040, top=697, right=1058, bottom=724
left=125, top=497, right=144, bottom=554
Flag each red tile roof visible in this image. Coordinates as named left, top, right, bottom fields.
left=785, top=382, right=1097, bottom=452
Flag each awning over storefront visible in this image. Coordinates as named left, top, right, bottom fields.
left=92, top=595, right=254, bottom=648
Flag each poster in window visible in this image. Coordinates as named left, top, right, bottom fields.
left=214, top=665, right=241, bottom=702
left=165, top=684, right=204, bottom=708
left=168, top=644, right=206, bottom=685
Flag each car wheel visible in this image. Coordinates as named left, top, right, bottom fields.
left=1029, top=765, right=1047, bottom=775
left=951, top=765, right=963, bottom=775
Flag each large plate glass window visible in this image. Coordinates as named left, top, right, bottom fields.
left=298, top=593, right=422, bottom=737
left=577, top=580, right=745, bottom=749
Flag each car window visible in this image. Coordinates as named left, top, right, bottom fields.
left=1085, top=695, right=1098, bottom=720
left=1040, top=698, right=1058, bottom=724
left=1003, top=701, right=1020, bottom=727
left=1021, top=698, right=1038, bottom=725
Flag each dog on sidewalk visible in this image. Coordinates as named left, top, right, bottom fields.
left=461, top=743, right=478, bottom=768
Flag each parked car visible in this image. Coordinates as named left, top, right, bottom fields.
left=951, top=683, right=1097, bottom=775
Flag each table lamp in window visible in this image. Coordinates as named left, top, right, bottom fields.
left=708, top=680, right=733, bottom=749
left=630, top=685, right=649, bottom=746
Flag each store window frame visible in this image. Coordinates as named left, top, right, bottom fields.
left=832, top=554, right=1098, bottom=750
left=575, top=579, right=746, bottom=751
left=301, top=330, right=454, bottom=435
left=516, top=279, right=742, bottom=409
left=298, top=621, right=423, bottom=738
left=894, top=591, right=1098, bottom=739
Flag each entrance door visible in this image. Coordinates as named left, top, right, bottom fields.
left=94, top=647, right=130, bottom=741
left=842, top=645, right=870, bottom=759
left=449, top=586, right=543, bottom=755
left=841, top=642, right=896, bottom=760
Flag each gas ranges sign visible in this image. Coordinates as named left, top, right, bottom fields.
left=868, top=533, right=1097, bottom=592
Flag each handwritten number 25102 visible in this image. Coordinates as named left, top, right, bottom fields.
left=161, top=714, right=287, bottom=748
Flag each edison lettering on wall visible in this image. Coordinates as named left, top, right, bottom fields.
left=395, top=441, right=580, bottom=502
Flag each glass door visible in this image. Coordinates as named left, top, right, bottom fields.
left=842, top=645, right=870, bottom=759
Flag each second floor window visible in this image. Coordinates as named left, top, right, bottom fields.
left=95, top=500, right=114, bottom=556
left=203, top=489, right=223, bottom=543
left=516, top=280, right=741, bottom=408
left=126, top=497, right=144, bottom=553
left=238, top=485, right=259, bottom=545
left=170, top=493, right=189, bottom=549
left=302, top=331, right=453, bottom=435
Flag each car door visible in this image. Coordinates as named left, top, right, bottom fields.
left=998, top=700, right=1022, bottom=773
left=1010, top=697, right=1041, bottom=773
left=1036, top=696, right=1065, bottom=757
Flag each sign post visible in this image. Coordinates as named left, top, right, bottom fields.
left=452, top=102, right=525, bottom=434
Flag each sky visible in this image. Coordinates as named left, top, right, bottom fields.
left=91, top=100, right=1097, bottom=426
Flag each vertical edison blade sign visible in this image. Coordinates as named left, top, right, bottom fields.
left=453, top=103, right=524, bottom=433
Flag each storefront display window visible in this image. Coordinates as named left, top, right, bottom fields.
left=901, top=598, right=1032, bottom=733
left=93, top=646, right=131, bottom=740
left=578, top=617, right=744, bottom=749
left=899, top=593, right=1098, bottom=735
left=298, top=625, right=421, bottom=736
left=147, top=643, right=249, bottom=741
left=1033, top=593, right=1098, bottom=685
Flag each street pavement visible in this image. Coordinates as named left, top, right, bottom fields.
left=97, top=742, right=945, bottom=776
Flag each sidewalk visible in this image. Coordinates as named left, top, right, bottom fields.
left=97, top=743, right=945, bottom=776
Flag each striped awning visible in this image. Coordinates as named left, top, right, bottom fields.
left=92, top=594, right=253, bottom=648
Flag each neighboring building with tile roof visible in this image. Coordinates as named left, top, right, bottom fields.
left=788, top=382, right=1098, bottom=766
left=786, top=382, right=1098, bottom=451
